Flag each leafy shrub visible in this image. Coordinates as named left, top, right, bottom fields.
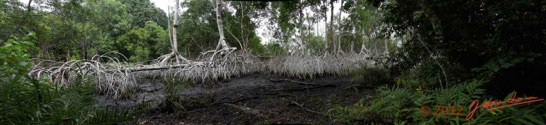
left=159, top=77, right=194, bottom=114
left=0, top=33, right=141, bottom=124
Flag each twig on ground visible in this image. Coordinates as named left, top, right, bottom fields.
left=223, top=103, right=265, bottom=117
left=287, top=100, right=330, bottom=116
left=275, top=84, right=336, bottom=92
left=269, top=79, right=317, bottom=86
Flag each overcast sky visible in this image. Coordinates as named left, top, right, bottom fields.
left=150, top=0, right=172, bottom=15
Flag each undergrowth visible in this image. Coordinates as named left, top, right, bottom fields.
left=0, top=34, right=142, bottom=124
left=329, top=78, right=546, bottom=124
left=158, top=76, right=197, bottom=116
left=351, top=65, right=393, bottom=88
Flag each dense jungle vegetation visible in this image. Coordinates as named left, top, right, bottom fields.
left=1, top=0, right=545, bottom=124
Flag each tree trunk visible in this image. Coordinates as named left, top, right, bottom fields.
left=384, top=39, right=389, bottom=54
left=360, top=29, right=370, bottom=54
left=329, top=0, right=334, bottom=53
left=27, top=0, right=32, bottom=11
left=323, top=5, right=328, bottom=51
left=81, top=39, right=87, bottom=59
left=351, top=22, right=355, bottom=53
left=160, top=0, right=189, bottom=64
left=172, top=0, right=179, bottom=55
left=215, top=0, right=229, bottom=51
left=337, top=0, right=343, bottom=54
left=240, top=2, right=246, bottom=50
left=299, top=2, right=305, bottom=54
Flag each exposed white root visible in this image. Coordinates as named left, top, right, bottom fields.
left=29, top=50, right=263, bottom=99
left=267, top=53, right=373, bottom=79
left=157, top=52, right=190, bottom=65
left=29, top=52, right=138, bottom=99
left=29, top=48, right=375, bottom=99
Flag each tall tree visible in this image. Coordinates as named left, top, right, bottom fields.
left=212, top=0, right=234, bottom=60
left=329, top=0, right=334, bottom=53
left=160, top=0, right=188, bottom=64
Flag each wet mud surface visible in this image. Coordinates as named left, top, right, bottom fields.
left=98, top=74, right=374, bottom=124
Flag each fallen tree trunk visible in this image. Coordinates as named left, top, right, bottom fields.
left=105, top=64, right=190, bottom=73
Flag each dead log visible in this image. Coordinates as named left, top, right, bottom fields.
left=102, top=63, right=200, bottom=73
left=113, top=64, right=189, bottom=72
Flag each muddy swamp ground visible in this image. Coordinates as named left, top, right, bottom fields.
left=97, top=73, right=374, bottom=124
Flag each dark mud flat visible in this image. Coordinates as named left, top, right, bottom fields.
left=130, top=74, right=374, bottom=124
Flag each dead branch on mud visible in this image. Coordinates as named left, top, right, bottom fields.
left=287, top=100, right=330, bottom=116
left=275, top=84, right=337, bottom=92
left=223, top=103, right=265, bottom=117
left=269, top=79, right=317, bottom=86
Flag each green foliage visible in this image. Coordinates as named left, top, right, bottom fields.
left=0, top=0, right=28, bottom=41
left=117, top=21, right=168, bottom=62
left=0, top=34, right=141, bottom=124
left=0, top=76, right=142, bottom=125
left=160, top=78, right=194, bottom=115
left=391, top=57, right=468, bottom=90
left=377, top=0, right=546, bottom=97
left=176, top=0, right=265, bottom=58
left=176, top=0, right=219, bottom=57
left=329, top=86, right=415, bottom=123
left=341, top=0, right=387, bottom=53
left=118, top=0, right=168, bottom=29
left=0, top=33, right=36, bottom=82
left=1, top=0, right=170, bottom=62
left=264, top=43, right=286, bottom=56
left=305, top=34, right=325, bottom=54
left=471, top=53, right=542, bottom=79
left=248, top=35, right=265, bottom=54
left=330, top=78, right=546, bottom=124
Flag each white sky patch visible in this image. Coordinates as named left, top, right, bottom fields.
left=150, top=0, right=173, bottom=14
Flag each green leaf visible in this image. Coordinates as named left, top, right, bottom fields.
left=515, top=117, right=536, bottom=125
left=500, top=62, right=513, bottom=68
left=19, top=62, right=28, bottom=67
left=523, top=115, right=545, bottom=125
